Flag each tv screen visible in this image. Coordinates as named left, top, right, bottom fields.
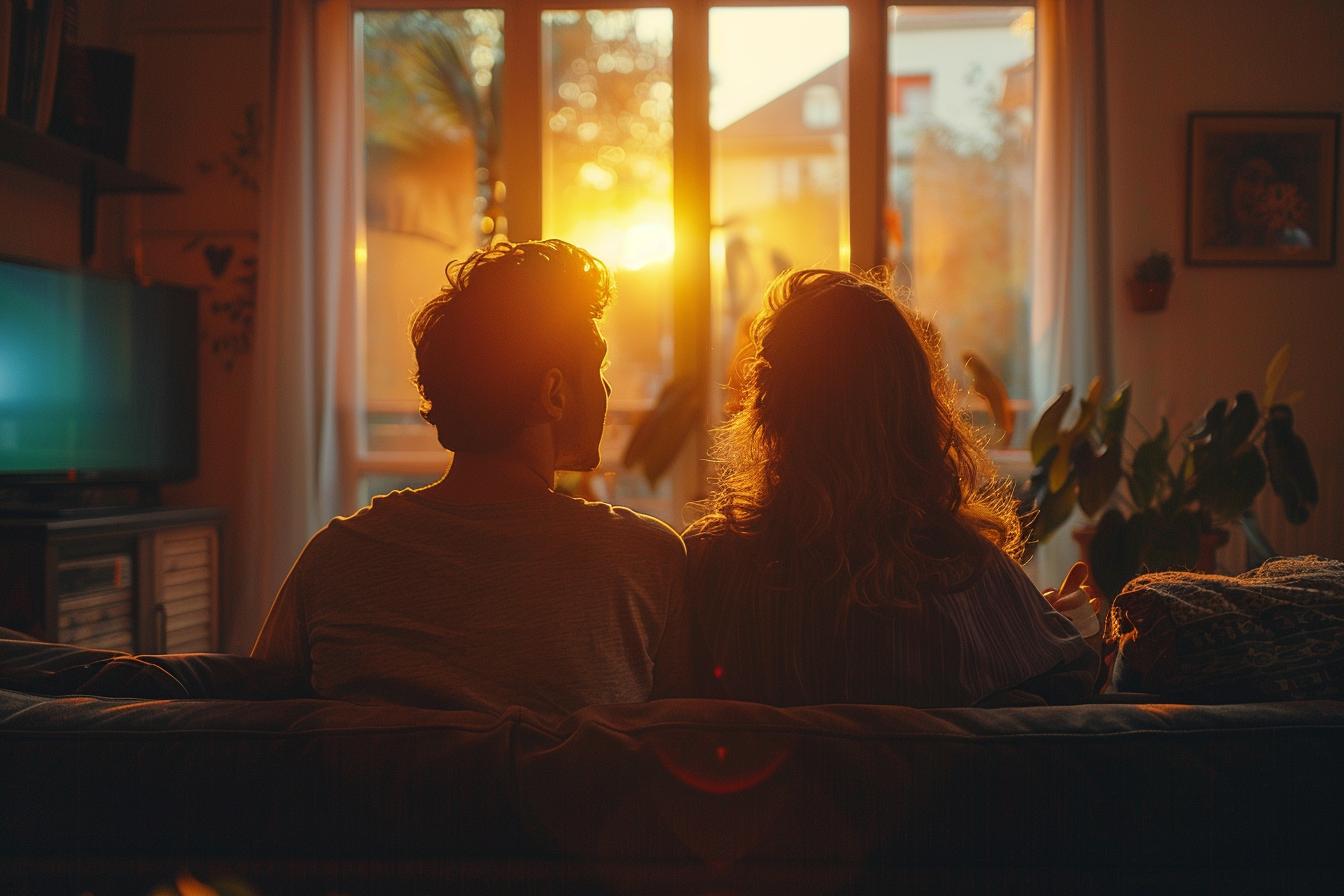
left=0, top=256, right=198, bottom=486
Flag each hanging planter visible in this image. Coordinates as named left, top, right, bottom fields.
left=1127, top=250, right=1174, bottom=314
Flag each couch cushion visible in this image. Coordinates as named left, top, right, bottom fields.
left=1104, top=555, right=1344, bottom=702
left=513, top=697, right=1344, bottom=869
left=2, top=690, right=1343, bottom=872
left=0, top=689, right=527, bottom=860
left=0, top=637, right=312, bottom=700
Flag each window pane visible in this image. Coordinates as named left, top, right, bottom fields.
left=709, top=6, right=850, bottom=405
left=886, top=6, right=1035, bottom=438
left=542, top=9, right=676, bottom=523
left=361, top=10, right=505, bottom=455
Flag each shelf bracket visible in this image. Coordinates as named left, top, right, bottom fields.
left=80, top=161, right=97, bottom=264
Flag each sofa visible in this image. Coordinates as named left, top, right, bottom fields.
left=3, top=629, right=1344, bottom=896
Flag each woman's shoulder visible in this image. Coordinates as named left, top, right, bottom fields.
left=683, top=519, right=753, bottom=562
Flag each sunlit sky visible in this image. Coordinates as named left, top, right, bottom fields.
left=709, top=7, right=850, bottom=130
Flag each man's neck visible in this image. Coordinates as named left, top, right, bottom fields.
left=426, top=440, right=556, bottom=505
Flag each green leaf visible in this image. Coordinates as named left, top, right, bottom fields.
left=1194, top=444, right=1268, bottom=521
left=1089, top=507, right=1138, bottom=600
left=1066, top=377, right=1103, bottom=439
left=622, top=376, right=705, bottom=486
left=1264, top=404, right=1319, bottom=525
left=1049, top=430, right=1076, bottom=493
left=1078, top=435, right=1123, bottom=518
left=1218, top=391, right=1260, bottom=452
left=1099, top=381, right=1132, bottom=443
left=1030, top=386, right=1074, bottom=465
left=1032, top=479, right=1078, bottom=544
left=1264, top=343, right=1290, bottom=408
left=1128, top=419, right=1171, bottom=510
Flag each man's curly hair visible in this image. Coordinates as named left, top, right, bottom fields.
left=410, top=240, right=615, bottom=453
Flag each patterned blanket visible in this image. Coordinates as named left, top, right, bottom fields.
left=1104, top=556, right=1344, bottom=702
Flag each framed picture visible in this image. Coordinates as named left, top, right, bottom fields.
left=1186, top=112, right=1339, bottom=265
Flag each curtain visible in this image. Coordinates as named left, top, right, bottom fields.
left=1028, top=0, right=1114, bottom=589
left=229, top=0, right=358, bottom=653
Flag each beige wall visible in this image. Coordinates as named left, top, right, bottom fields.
left=1105, top=0, right=1344, bottom=558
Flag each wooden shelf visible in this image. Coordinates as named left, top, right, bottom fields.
left=0, top=116, right=181, bottom=262
left=0, top=116, right=179, bottom=194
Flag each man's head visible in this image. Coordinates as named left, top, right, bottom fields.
left=410, top=240, right=615, bottom=469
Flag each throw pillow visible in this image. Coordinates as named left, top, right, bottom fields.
left=1103, top=555, right=1344, bottom=702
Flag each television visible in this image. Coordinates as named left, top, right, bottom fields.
left=0, top=255, right=198, bottom=503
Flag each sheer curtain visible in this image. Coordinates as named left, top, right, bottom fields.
left=229, top=0, right=358, bottom=653
left=1029, top=0, right=1114, bottom=588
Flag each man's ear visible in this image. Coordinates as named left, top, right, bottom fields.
left=532, top=367, right=567, bottom=424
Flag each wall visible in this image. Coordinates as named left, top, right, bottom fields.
left=0, top=0, right=269, bottom=647
left=1104, top=0, right=1344, bottom=560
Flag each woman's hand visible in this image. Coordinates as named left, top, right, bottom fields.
left=1042, top=561, right=1105, bottom=658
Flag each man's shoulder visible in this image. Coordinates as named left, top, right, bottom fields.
left=555, top=495, right=685, bottom=556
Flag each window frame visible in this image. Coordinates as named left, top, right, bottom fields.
left=348, top=0, right=1027, bottom=510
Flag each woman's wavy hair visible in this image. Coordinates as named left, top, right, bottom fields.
left=690, top=268, right=1022, bottom=606
left=410, top=239, right=614, bottom=452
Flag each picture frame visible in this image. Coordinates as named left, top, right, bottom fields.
left=1186, top=112, right=1340, bottom=266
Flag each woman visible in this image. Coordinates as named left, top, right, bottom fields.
left=684, top=269, right=1099, bottom=707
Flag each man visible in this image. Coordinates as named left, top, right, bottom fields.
left=252, top=240, right=691, bottom=716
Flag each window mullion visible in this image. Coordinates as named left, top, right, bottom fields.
left=503, top=1, right=544, bottom=239
left=671, top=1, right=713, bottom=509
left=849, top=0, right=887, bottom=271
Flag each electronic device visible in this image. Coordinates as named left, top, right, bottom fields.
left=0, top=255, right=198, bottom=509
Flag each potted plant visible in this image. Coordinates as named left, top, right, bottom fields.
left=1127, top=250, right=1174, bottom=313
left=1019, top=345, right=1318, bottom=601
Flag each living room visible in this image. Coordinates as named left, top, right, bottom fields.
left=2, top=0, right=1341, bottom=652
left=2, top=1, right=1343, bottom=893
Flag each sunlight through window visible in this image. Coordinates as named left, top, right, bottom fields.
left=542, top=9, right=676, bottom=520
left=709, top=6, right=850, bottom=411
left=358, top=9, right=505, bottom=497
left=886, top=5, right=1035, bottom=441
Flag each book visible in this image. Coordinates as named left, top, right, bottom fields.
left=34, top=0, right=71, bottom=132
left=0, top=1, right=13, bottom=116
left=6, top=0, right=59, bottom=127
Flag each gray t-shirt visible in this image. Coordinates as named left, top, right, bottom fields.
left=252, top=489, right=691, bottom=716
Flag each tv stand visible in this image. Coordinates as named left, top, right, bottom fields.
left=0, top=506, right=226, bottom=652
left=0, top=484, right=165, bottom=518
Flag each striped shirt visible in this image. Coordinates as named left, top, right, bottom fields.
left=685, top=531, right=1098, bottom=707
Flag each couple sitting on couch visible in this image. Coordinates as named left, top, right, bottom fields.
left=252, top=240, right=1099, bottom=717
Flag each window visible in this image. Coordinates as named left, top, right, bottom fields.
left=354, top=2, right=1036, bottom=521
left=886, top=6, right=1036, bottom=441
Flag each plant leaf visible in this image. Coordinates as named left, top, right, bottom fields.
left=1089, top=507, right=1136, bottom=600
left=1128, top=419, right=1171, bottom=510
left=963, top=351, right=1015, bottom=447
left=1066, top=376, right=1103, bottom=439
left=1264, top=343, right=1290, bottom=408
left=1049, top=431, right=1076, bottom=493
left=1030, top=386, right=1074, bottom=465
left=622, top=376, right=705, bottom=485
left=1078, top=435, right=1123, bottom=517
left=1033, top=478, right=1077, bottom=544
left=1264, top=404, right=1319, bottom=525
left=1099, top=381, right=1132, bottom=443
left=1216, top=391, right=1260, bottom=452
left=1198, top=445, right=1267, bottom=522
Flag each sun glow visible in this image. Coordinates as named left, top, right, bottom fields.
left=564, top=205, right=674, bottom=272
left=622, top=221, right=675, bottom=270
